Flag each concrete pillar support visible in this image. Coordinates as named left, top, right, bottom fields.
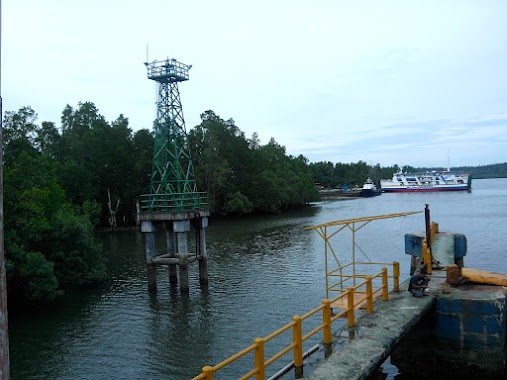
left=174, top=220, right=190, bottom=291
left=164, top=222, right=177, bottom=284
left=139, top=210, right=210, bottom=294
left=141, top=221, right=157, bottom=292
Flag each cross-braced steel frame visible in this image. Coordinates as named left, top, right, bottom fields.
left=142, top=58, right=206, bottom=212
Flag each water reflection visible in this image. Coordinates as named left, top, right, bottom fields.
left=7, top=179, right=507, bottom=379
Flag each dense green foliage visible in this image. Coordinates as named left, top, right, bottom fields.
left=2, top=104, right=320, bottom=303
left=2, top=104, right=152, bottom=304
left=3, top=109, right=110, bottom=303
left=189, top=110, right=319, bottom=214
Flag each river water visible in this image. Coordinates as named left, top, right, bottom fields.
left=8, top=178, right=507, bottom=379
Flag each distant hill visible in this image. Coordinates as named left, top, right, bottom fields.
left=416, top=162, right=507, bottom=179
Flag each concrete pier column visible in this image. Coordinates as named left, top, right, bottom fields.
left=198, top=217, right=209, bottom=286
left=164, top=222, right=177, bottom=284
left=174, top=220, right=190, bottom=291
left=141, top=221, right=157, bottom=292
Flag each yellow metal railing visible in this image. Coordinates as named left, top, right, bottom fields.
left=326, top=261, right=400, bottom=297
left=192, top=265, right=399, bottom=380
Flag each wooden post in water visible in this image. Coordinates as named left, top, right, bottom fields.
left=198, top=217, right=209, bottom=285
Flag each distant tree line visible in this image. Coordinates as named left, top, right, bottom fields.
left=440, top=163, right=507, bottom=179
left=309, top=162, right=507, bottom=189
left=309, top=161, right=395, bottom=189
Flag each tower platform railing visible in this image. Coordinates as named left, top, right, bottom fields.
left=146, top=58, right=190, bottom=82
left=140, top=192, right=207, bottom=212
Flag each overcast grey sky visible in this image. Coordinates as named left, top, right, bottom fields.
left=3, top=0, right=507, bottom=167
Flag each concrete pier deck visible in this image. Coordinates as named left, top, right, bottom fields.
left=308, top=267, right=507, bottom=379
left=308, top=272, right=447, bottom=380
left=305, top=222, right=506, bottom=380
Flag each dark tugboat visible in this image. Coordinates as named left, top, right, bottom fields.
left=360, top=178, right=381, bottom=197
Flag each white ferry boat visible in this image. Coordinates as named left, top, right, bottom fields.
left=380, top=170, right=471, bottom=193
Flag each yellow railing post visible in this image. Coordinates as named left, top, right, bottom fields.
left=366, top=276, right=373, bottom=313
left=322, top=299, right=333, bottom=345
left=202, top=366, right=214, bottom=380
left=347, top=287, right=355, bottom=327
left=431, top=221, right=439, bottom=241
left=393, top=262, right=400, bottom=292
left=254, top=337, right=265, bottom=380
left=292, top=316, right=304, bottom=378
left=422, top=239, right=432, bottom=274
left=382, top=267, right=389, bottom=301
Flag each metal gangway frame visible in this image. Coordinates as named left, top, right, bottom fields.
left=304, top=211, right=422, bottom=300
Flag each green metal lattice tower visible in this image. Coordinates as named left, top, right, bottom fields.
left=139, top=58, right=209, bottom=293
left=141, top=58, right=206, bottom=212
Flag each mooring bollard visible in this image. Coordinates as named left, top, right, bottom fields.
left=446, top=264, right=460, bottom=285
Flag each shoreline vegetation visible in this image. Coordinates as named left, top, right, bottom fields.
left=318, top=189, right=362, bottom=200
left=3, top=103, right=506, bottom=304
